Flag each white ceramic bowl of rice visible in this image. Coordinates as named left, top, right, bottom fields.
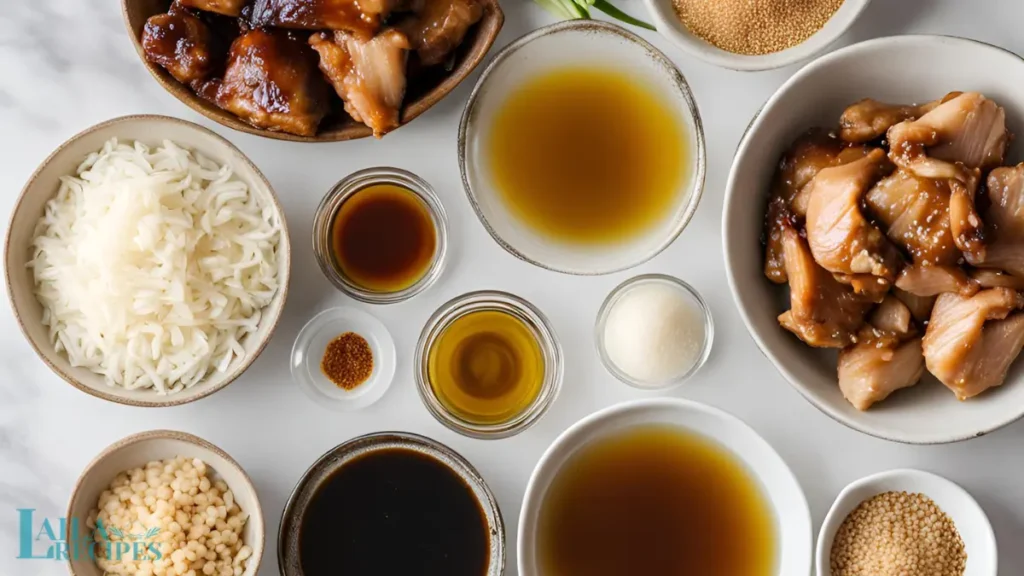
left=5, top=115, right=290, bottom=407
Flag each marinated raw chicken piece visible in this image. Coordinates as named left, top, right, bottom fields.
left=864, top=170, right=959, bottom=266
left=142, top=8, right=216, bottom=84
left=252, top=0, right=396, bottom=37
left=179, top=0, right=248, bottom=16
left=838, top=95, right=951, bottom=144
left=763, top=129, right=847, bottom=283
left=211, top=30, right=329, bottom=136
left=839, top=337, right=925, bottom=410
left=895, top=264, right=976, bottom=297
left=805, top=148, right=902, bottom=292
left=971, top=269, right=1024, bottom=290
left=922, top=288, right=1024, bottom=400
left=777, top=225, right=874, bottom=348
left=965, top=164, right=1024, bottom=277
left=888, top=92, right=1008, bottom=180
left=892, top=287, right=936, bottom=322
left=310, top=29, right=409, bottom=137
left=398, top=0, right=483, bottom=66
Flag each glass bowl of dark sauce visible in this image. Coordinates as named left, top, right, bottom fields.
left=278, top=432, right=505, bottom=576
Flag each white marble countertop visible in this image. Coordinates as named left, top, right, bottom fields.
left=2, top=1, right=1023, bottom=574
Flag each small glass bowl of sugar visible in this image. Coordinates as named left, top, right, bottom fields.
left=595, top=274, right=714, bottom=389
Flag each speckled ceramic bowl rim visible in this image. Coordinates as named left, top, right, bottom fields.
left=4, top=114, right=292, bottom=408
left=457, top=19, right=707, bottom=276
left=65, top=429, right=266, bottom=576
left=277, top=431, right=506, bottom=575
left=722, top=34, right=1024, bottom=444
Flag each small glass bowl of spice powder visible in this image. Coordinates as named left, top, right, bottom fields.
left=291, top=307, right=397, bottom=411
left=644, top=0, right=871, bottom=70
left=321, top=332, right=374, bottom=390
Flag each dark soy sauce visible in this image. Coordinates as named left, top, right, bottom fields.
left=299, top=448, right=490, bottom=576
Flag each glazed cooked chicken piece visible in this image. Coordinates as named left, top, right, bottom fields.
left=398, top=0, right=483, bottom=66
left=888, top=92, right=1008, bottom=180
left=251, top=0, right=396, bottom=37
left=923, top=288, right=1024, bottom=400
left=178, top=0, right=248, bottom=16
left=310, top=29, right=409, bottom=137
left=864, top=169, right=959, bottom=267
left=211, top=30, right=329, bottom=137
left=763, top=130, right=847, bottom=283
left=965, top=164, right=1024, bottom=277
left=142, top=8, right=216, bottom=84
left=838, top=94, right=954, bottom=144
left=839, top=337, right=925, bottom=411
left=892, top=287, right=936, bottom=322
left=894, top=264, right=976, bottom=297
left=869, top=295, right=914, bottom=336
left=805, top=148, right=902, bottom=293
left=971, top=269, right=1024, bottom=290
left=777, top=225, right=874, bottom=348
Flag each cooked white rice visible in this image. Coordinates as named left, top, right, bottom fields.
left=28, top=138, right=281, bottom=394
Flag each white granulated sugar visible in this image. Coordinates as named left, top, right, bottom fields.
left=603, top=282, right=704, bottom=385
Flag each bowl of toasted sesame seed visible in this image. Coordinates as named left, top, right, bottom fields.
left=816, top=469, right=996, bottom=576
left=642, top=0, right=871, bottom=71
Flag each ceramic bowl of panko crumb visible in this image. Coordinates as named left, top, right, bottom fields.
left=66, top=430, right=265, bottom=576
left=816, top=469, right=996, bottom=576
left=642, top=0, right=871, bottom=70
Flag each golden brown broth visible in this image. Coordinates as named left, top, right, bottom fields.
left=487, top=67, right=687, bottom=245
left=539, top=425, right=777, bottom=576
left=427, top=310, right=544, bottom=425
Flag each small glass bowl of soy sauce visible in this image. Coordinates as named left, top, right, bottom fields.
left=313, top=167, right=449, bottom=304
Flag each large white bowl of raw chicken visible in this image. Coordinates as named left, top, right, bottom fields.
left=724, top=35, right=1024, bottom=444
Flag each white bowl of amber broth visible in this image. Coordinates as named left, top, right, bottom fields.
left=723, top=35, right=1024, bottom=444
left=517, top=398, right=812, bottom=576
left=816, top=469, right=997, bottom=576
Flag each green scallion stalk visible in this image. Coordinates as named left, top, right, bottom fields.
left=533, top=0, right=656, bottom=31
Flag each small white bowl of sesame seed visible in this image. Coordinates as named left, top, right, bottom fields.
left=816, top=469, right=996, bottom=576
left=642, top=0, right=872, bottom=71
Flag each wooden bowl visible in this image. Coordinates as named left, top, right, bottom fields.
left=67, top=430, right=266, bottom=576
left=121, top=0, right=505, bottom=142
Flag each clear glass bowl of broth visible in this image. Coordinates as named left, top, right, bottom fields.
left=313, top=167, right=449, bottom=304
left=415, top=290, right=564, bottom=439
left=458, top=21, right=706, bottom=275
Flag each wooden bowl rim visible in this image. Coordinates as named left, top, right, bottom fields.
left=4, top=114, right=292, bottom=408
left=120, top=0, right=505, bottom=143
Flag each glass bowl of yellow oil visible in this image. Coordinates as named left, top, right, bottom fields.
left=415, top=291, right=563, bottom=439
left=459, top=20, right=706, bottom=275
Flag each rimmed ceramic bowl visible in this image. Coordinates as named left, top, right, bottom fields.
left=816, top=469, right=997, bottom=576
left=723, top=35, right=1024, bottom=443
left=278, top=431, right=505, bottom=575
left=459, top=20, right=706, bottom=275
left=518, top=398, right=812, bottom=576
left=122, top=0, right=503, bottom=142
left=642, top=0, right=871, bottom=71
left=66, top=430, right=266, bottom=576
left=5, top=115, right=291, bottom=407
